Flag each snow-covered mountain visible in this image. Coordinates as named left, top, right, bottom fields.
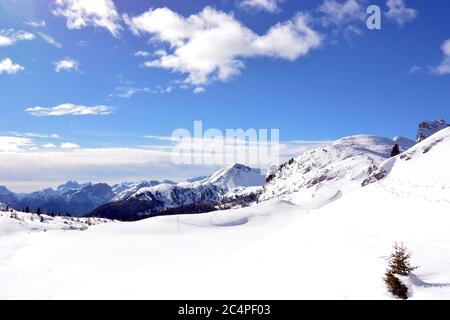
left=111, top=180, right=176, bottom=202
left=211, top=127, right=450, bottom=300
left=10, top=183, right=115, bottom=216
left=2, top=126, right=449, bottom=299
left=0, top=186, right=16, bottom=205
left=55, top=181, right=91, bottom=195
left=2, top=121, right=450, bottom=299
left=259, top=135, right=413, bottom=209
left=0, top=179, right=177, bottom=217
left=89, top=164, right=266, bottom=220
left=200, top=164, right=265, bottom=189
left=416, top=119, right=449, bottom=142
left=364, top=126, right=450, bottom=190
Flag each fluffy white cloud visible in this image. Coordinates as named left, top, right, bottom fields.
left=111, top=86, right=152, bottom=98
left=54, top=57, right=79, bottom=72
left=25, top=18, right=47, bottom=28
left=26, top=103, right=114, bottom=116
left=110, top=85, right=174, bottom=98
left=318, top=0, right=365, bottom=26
left=7, top=132, right=60, bottom=139
left=385, top=0, right=417, bottom=26
left=433, top=39, right=450, bottom=75
left=134, top=50, right=150, bottom=57
left=37, top=32, right=63, bottom=49
left=239, top=0, right=283, bottom=13
left=0, top=29, right=35, bottom=46
left=124, top=7, right=321, bottom=86
left=408, top=65, right=422, bottom=75
left=193, top=87, right=206, bottom=94
left=42, top=143, right=58, bottom=149
left=60, top=142, right=80, bottom=149
left=0, top=136, right=33, bottom=152
left=52, top=0, right=122, bottom=37
left=0, top=58, right=24, bottom=74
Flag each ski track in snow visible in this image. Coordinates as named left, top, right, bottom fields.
left=376, top=177, right=450, bottom=205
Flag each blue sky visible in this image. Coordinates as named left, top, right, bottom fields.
left=1, top=0, right=449, bottom=191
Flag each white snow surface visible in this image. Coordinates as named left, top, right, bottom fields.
left=1, top=130, right=450, bottom=299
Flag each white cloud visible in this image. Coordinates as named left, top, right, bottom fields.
left=37, top=31, right=63, bottom=49
left=143, top=135, right=180, bottom=142
left=42, top=143, right=58, bottom=149
left=0, top=136, right=34, bottom=152
left=318, top=0, right=365, bottom=27
left=0, top=135, right=329, bottom=192
left=239, top=0, right=283, bottom=13
left=193, top=87, right=206, bottom=94
left=134, top=50, right=150, bottom=57
left=110, top=84, right=174, bottom=98
left=111, top=86, right=152, bottom=98
left=432, top=39, right=450, bottom=75
left=60, top=142, right=80, bottom=149
left=0, top=58, right=24, bottom=75
left=54, top=57, right=80, bottom=72
left=124, top=7, right=321, bottom=86
left=385, top=0, right=417, bottom=26
left=25, top=18, right=47, bottom=28
left=157, top=85, right=174, bottom=94
left=26, top=103, right=114, bottom=116
left=0, top=29, right=35, bottom=46
left=408, top=65, right=422, bottom=75
left=7, top=132, right=60, bottom=139
left=154, top=49, right=167, bottom=57
left=52, top=0, right=122, bottom=37
left=78, top=40, right=91, bottom=47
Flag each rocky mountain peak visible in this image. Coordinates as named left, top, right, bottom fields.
left=416, top=119, right=449, bottom=143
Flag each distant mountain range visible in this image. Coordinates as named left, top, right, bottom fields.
left=0, top=179, right=176, bottom=216
left=88, top=164, right=266, bottom=220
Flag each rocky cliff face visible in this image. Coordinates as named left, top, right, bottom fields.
left=416, top=119, right=449, bottom=143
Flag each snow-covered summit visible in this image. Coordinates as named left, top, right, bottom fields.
left=416, top=119, right=449, bottom=142
left=111, top=180, right=176, bottom=202
left=56, top=181, right=92, bottom=194
left=200, top=164, right=265, bottom=189
left=259, top=135, right=412, bottom=208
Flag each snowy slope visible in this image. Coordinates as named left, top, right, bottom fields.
left=0, top=208, right=111, bottom=235
left=364, top=127, right=450, bottom=189
left=0, top=199, right=304, bottom=299
left=217, top=129, right=450, bottom=299
left=1, top=130, right=450, bottom=299
left=259, top=135, right=412, bottom=209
